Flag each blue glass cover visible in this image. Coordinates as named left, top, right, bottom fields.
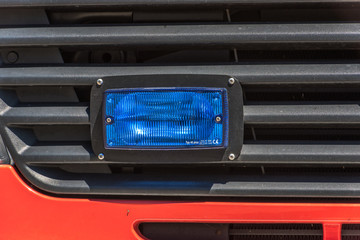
left=104, top=88, right=228, bottom=149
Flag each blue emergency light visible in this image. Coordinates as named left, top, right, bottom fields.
left=104, top=88, right=228, bottom=149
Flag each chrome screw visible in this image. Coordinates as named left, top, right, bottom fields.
left=228, top=77, right=235, bottom=85
left=96, top=78, right=104, bottom=86
left=98, top=153, right=105, bottom=160
left=228, top=153, right=236, bottom=161
left=106, top=117, right=112, bottom=123
left=215, top=116, right=222, bottom=123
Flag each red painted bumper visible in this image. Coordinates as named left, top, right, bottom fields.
left=1, top=165, right=359, bottom=240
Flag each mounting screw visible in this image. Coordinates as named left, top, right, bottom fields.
left=96, top=78, right=103, bottom=86
left=228, top=153, right=236, bottom=161
left=106, top=117, right=112, bottom=123
left=228, top=77, right=235, bottom=85
left=98, top=153, right=105, bottom=160
left=7, top=51, right=19, bottom=64
left=215, top=116, right=222, bottom=123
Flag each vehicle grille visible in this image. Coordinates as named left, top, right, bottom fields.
left=1, top=0, right=360, bottom=197
left=229, top=224, right=323, bottom=240
left=139, top=223, right=323, bottom=240
left=342, top=224, right=360, bottom=240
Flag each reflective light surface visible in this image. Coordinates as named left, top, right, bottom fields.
left=104, top=88, right=227, bottom=148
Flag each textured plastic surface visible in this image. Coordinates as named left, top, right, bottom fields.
left=104, top=88, right=227, bottom=149
left=0, top=0, right=356, bottom=8
left=0, top=135, right=9, bottom=164
left=2, top=24, right=360, bottom=47
left=2, top=64, right=360, bottom=86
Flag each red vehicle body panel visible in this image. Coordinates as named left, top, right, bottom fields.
left=0, top=165, right=358, bottom=240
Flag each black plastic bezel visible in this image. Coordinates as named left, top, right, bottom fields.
left=90, top=74, right=243, bottom=164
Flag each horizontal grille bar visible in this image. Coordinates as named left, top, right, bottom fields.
left=210, top=181, right=360, bottom=197
left=18, top=165, right=360, bottom=196
left=26, top=145, right=360, bottom=165
left=240, top=144, right=360, bottom=164
left=1, top=24, right=360, bottom=47
left=1, top=64, right=360, bottom=86
left=3, top=106, right=89, bottom=125
left=20, top=144, right=94, bottom=163
left=0, top=0, right=358, bottom=7
left=244, top=104, right=360, bottom=125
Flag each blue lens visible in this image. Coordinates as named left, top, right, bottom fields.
left=104, top=88, right=228, bottom=149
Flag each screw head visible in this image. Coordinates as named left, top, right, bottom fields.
left=106, top=117, right=112, bottom=123
left=98, top=153, right=105, bottom=160
left=215, top=116, right=222, bottom=123
left=228, top=153, right=236, bottom=161
left=96, top=78, right=103, bottom=86
left=228, top=77, right=235, bottom=85
left=7, top=51, right=19, bottom=64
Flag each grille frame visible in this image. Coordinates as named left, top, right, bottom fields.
left=2, top=2, right=360, bottom=197
left=138, top=223, right=323, bottom=240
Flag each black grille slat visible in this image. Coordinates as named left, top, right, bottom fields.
left=0, top=0, right=358, bottom=7
left=20, top=144, right=95, bottom=164
left=3, top=105, right=89, bottom=125
left=1, top=64, right=360, bottom=86
left=1, top=24, right=360, bottom=48
left=240, top=144, right=360, bottom=165
left=244, top=104, right=360, bottom=125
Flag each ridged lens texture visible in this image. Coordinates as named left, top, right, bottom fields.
left=104, top=88, right=227, bottom=148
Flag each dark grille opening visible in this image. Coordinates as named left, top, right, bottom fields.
left=60, top=48, right=232, bottom=64
left=48, top=10, right=225, bottom=24
left=230, top=224, right=323, bottom=240
left=60, top=49, right=360, bottom=65
left=243, top=85, right=360, bottom=103
left=48, top=11, right=133, bottom=25
left=139, top=223, right=229, bottom=240
left=46, top=6, right=360, bottom=25
left=235, top=50, right=360, bottom=63
left=244, top=127, right=360, bottom=142
left=342, top=224, right=360, bottom=240
left=139, top=223, right=323, bottom=240
left=229, top=7, right=360, bottom=23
